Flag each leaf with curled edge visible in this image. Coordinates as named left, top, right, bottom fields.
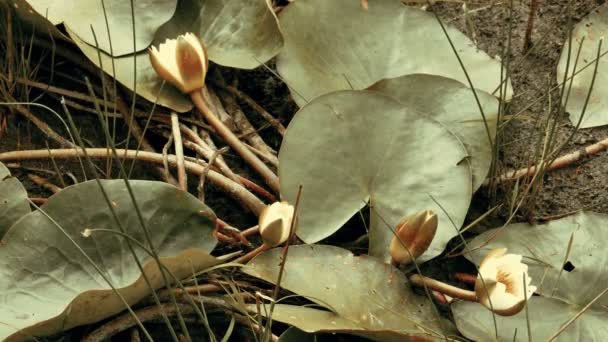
left=244, top=245, right=454, bottom=341
left=276, top=0, right=512, bottom=107
left=278, top=90, right=472, bottom=262
left=0, top=179, right=219, bottom=341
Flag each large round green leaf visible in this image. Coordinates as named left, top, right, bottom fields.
left=557, top=4, right=608, bottom=128
left=67, top=27, right=193, bottom=113
left=453, top=211, right=608, bottom=341
left=277, top=0, right=512, bottom=107
left=25, top=0, right=177, bottom=56
left=244, top=245, right=449, bottom=340
left=154, top=0, right=283, bottom=69
left=279, top=90, right=471, bottom=261
left=0, top=179, right=219, bottom=341
left=0, top=162, right=30, bottom=237
left=368, top=74, right=499, bottom=191
left=453, top=296, right=608, bottom=341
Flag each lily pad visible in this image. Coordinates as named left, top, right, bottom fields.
left=279, top=90, right=471, bottom=262
left=453, top=297, right=608, bottom=341
left=66, top=27, right=193, bottom=113
left=25, top=0, right=177, bottom=56
left=368, top=74, right=499, bottom=191
left=452, top=211, right=608, bottom=341
left=154, top=0, right=283, bottom=69
left=557, top=4, right=608, bottom=128
left=0, top=163, right=30, bottom=237
left=276, top=0, right=512, bottom=107
left=244, top=245, right=447, bottom=340
left=0, top=179, right=219, bottom=341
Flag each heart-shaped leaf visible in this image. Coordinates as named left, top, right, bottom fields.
left=557, top=4, right=608, bottom=128
left=154, top=0, right=283, bottom=69
left=279, top=90, right=471, bottom=261
left=0, top=163, right=30, bottom=237
left=25, top=0, right=177, bottom=56
left=452, top=211, right=608, bottom=341
left=276, top=0, right=512, bottom=107
left=244, top=245, right=448, bottom=340
left=0, top=179, right=219, bottom=340
left=368, top=74, right=499, bottom=191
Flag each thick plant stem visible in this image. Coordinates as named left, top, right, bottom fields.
left=0, top=148, right=265, bottom=215
left=191, top=90, right=280, bottom=193
left=409, top=274, right=477, bottom=302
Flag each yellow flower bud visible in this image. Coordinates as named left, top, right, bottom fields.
left=389, top=210, right=437, bottom=265
left=259, top=201, right=295, bottom=247
left=475, top=248, right=536, bottom=316
left=148, top=32, right=208, bottom=94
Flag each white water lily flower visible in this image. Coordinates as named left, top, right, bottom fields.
left=475, top=248, right=537, bottom=316
left=148, top=32, right=208, bottom=94
left=259, top=201, right=295, bottom=247
left=389, top=210, right=438, bottom=265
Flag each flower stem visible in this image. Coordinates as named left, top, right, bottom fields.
left=191, top=90, right=280, bottom=193
left=409, top=274, right=477, bottom=302
left=233, top=243, right=271, bottom=264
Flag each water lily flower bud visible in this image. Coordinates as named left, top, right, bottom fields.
left=389, top=210, right=438, bottom=265
left=148, top=32, right=208, bottom=94
left=475, top=248, right=537, bottom=316
left=259, top=201, right=295, bottom=247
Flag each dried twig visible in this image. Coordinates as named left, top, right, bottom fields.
left=524, top=0, right=539, bottom=51
left=0, top=148, right=266, bottom=215
left=199, top=147, right=227, bottom=203
left=161, top=135, right=174, bottom=183
left=190, top=90, right=279, bottom=193
left=213, top=82, right=286, bottom=136
left=83, top=303, right=196, bottom=342
left=27, top=173, right=62, bottom=193
left=171, top=113, right=187, bottom=191
left=219, top=89, right=279, bottom=165
left=2, top=100, right=74, bottom=148
left=486, top=137, right=608, bottom=185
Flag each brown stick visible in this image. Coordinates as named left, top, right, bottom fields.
left=27, top=174, right=62, bottom=193
left=170, top=113, right=188, bottom=191
left=214, top=83, right=286, bottom=136
left=190, top=90, right=279, bottom=193
left=176, top=124, right=241, bottom=184
left=486, top=137, right=608, bottom=185
left=523, top=0, right=539, bottom=51
left=0, top=148, right=266, bottom=215
left=83, top=303, right=196, bottom=342
left=7, top=101, right=75, bottom=148
left=220, top=89, right=279, bottom=164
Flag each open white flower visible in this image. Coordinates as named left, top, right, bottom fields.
left=148, top=32, right=208, bottom=94
left=475, top=248, right=537, bottom=316
left=259, top=201, right=295, bottom=247
left=389, top=210, right=437, bottom=265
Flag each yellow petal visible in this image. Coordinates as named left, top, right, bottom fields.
left=390, top=210, right=437, bottom=265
